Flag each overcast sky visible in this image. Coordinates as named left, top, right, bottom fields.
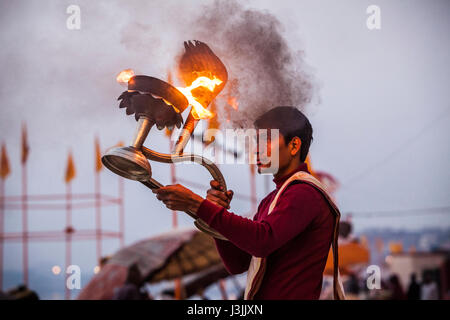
left=0, top=0, right=449, bottom=296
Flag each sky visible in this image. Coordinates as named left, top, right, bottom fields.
left=0, top=0, right=449, bottom=297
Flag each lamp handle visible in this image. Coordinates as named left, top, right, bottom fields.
left=139, top=146, right=228, bottom=241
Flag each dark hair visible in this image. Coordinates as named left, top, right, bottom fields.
left=254, top=106, right=313, bottom=162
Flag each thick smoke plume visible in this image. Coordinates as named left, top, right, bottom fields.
left=188, top=0, right=315, bottom=128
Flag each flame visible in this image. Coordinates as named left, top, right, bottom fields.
left=177, top=76, right=222, bottom=120
left=116, top=69, right=135, bottom=84
left=227, top=96, right=239, bottom=110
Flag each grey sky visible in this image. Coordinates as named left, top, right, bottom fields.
left=0, top=0, right=449, bottom=295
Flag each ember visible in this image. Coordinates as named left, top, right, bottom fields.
left=227, top=96, right=239, bottom=111
left=116, top=69, right=135, bottom=84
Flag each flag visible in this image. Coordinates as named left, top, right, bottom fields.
left=21, top=123, right=30, bottom=164
left=95, top=137, right=102, bottom=172
left=0, top=143, right=11, bottom=180
left=65, top=151, right=76, bottom=183
left=304, top=154, right=317, bottom=177
left=389, top=241, right=403, bottom=254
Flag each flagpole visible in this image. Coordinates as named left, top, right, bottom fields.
left=64, top=151, right=75, bottom=300
left=264, top=175, right=270, bottom=195
left=94, top=137, right=102, bottom=263
left=169, top=139, right=178, bottom=228
left=249, top=165, right=257, bottom=213
left=167, top=71, right=178, bottom=229
left=0, top=178, right=4, bottom=290
left=167, top=71, right=182, bottom=299
left=95, top=166, right=101, bottom=263
left=169, top=137, right=181, bottom=300
left=22, top=156, right=29, bottom=287
left=0, top=143, right=11, bottom=291
left=213, top=141, right=228, bottom=300
left=219, top=280, right=228, bottom=300
left=65, top=181, right=72, bottom=300
left=118, top=177, right=124, bottom=248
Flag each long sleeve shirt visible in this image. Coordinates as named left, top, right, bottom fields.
left=196, top=163, right=335, bottom=299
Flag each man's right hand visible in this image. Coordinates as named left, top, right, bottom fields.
left=206, top=180, right=234, bottom=209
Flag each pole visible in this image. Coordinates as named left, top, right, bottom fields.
left=249, top=165, right=257, bottom=213
left=169, top=139, right=178, bottom=228
left=95, top=170, right=101, bottom=263
left=219, top=280, right=228, bottom=300
left=0, top=179, right=4, bottom=290
left=22, top=162, right=28, bottom=287
left=65, top=182, right=72, bottom=300
left=264, top=175, right=270, bottom=195
left=169, top=138, right=182, bottom=300
left=118, top=177, right=125, bottom=248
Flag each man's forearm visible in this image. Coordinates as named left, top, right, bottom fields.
left=196, top=199, right=275, bottom=257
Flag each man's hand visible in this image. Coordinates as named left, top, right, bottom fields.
left=152, top=184, right=204, bottom=214
left=206, top=180, right=234, bottom=209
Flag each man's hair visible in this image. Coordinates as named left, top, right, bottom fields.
left=254, top=106, right=313, bottom=162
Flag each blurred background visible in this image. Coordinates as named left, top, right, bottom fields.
left=0, top=0, right=449, bottom=300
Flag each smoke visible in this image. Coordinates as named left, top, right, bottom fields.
left=113, top=0, right=315, bottom=128
left=188, top=0, right=315, bottom=128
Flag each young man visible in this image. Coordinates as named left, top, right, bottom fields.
left=153, top=106, right=343, bottom=300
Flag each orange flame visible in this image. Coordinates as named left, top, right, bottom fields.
left=227, top=96, right=239, bottom=111
left=116, top=69, right=135, bottom=84
left=177, top=76, right=222, bottom=119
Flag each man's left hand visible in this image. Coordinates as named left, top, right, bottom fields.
left=152, top=184, right=204, bottom=214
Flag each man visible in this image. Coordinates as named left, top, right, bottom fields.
left=153, top=106, right=343, bottom=300
left=407, top=273, right=421, bottom=300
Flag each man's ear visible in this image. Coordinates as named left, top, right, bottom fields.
left=290, top=137, right=302, bottom=157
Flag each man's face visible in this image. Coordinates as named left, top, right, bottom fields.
left=256, top=129, right=291, bottom=175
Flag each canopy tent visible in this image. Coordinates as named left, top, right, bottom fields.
left=161, top=264, right=232, bottom=299
left=78, top=227, right=223, bottom=300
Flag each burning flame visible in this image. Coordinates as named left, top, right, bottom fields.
left=227, top=96, right=239, bottom=111
left=116, top=69, right=135, bottom=84
left=177, top=76, right=222, bottom=119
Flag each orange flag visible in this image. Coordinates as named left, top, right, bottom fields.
left=21, top=123, right=30, bottom=164
left=389, top=241, right=403, bottom=254
left=304, top=154, right=317, bottom=177
left=0, top=143, right=11, bottom=180
left=95, top=137, right=102, bottom=172
left=65, top=151, right=76, bottom=183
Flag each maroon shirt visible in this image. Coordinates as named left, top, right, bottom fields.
left=196, top=163, right=335, bottom=299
